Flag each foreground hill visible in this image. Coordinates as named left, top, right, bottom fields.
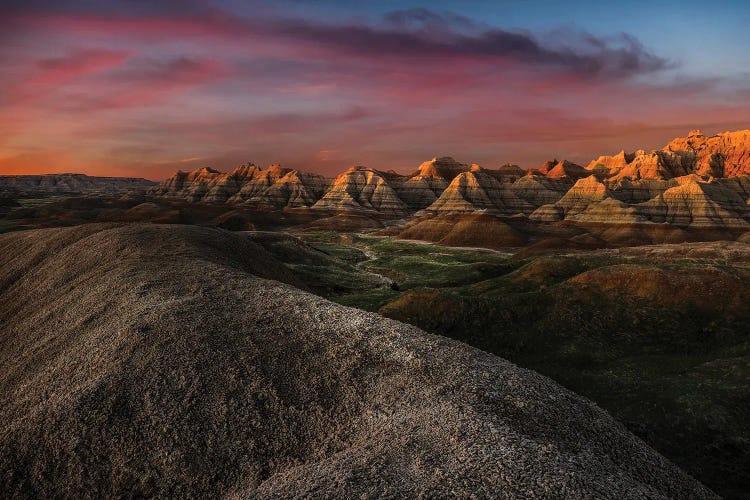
left=314, top=233, right=750, bottom=497
left=0, top=224, right=712, bottom=497
left=0, top=173, right=155, bottom=196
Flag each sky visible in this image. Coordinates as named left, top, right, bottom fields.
left=1, top=0, right=749, bottom=179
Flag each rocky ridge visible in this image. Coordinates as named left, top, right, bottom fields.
left=150, top=164, right=327, bottom=206
left=0, top=173, right=155, bottom=196
left=311, top=167, right=408, bottom=214
left=424, top=164, right=535, bottom=215
left=150, top=129, right=750, bottom=230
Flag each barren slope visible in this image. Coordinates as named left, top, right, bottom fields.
left=0, top=224, right=713, bottom=498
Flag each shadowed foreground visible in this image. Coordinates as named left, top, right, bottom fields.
left=0, top=224, right=714, bottom=498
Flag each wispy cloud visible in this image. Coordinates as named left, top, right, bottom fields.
left=0, top=1, right=746, bottom=178
left=5, top=5, right=671, bottom=79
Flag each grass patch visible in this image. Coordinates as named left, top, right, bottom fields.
left=296, top=231, right=750, bottom=497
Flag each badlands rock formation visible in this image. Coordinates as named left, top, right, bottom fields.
left=640, top=176, right=750, bottom=228
left=588, top=129, right=750, bottom=180
left=312, top=167, right=408, bottom=214
left=664, top=129, right=750, bottom=177
left=153, top=166, right=225, bottom=202
left=587, top=150, right=636, bottom=172
left=540, top=159, right=589, bottom=179
left=220, top=164, right=281, bottom=202
left=148, top=129, right=750, bottom=237
left=510, top=175, right=573, bottom=206
left=423, top=165, right=535, bottom=215
left=392, top=157, right=469, bottom=209
left=532, top=174, right=750, bottom=229
left=248, top=171, right=329, bottom=209
left=0, top=224, right=714, bottom=497
left=520, top=130, right=750, bottom=229
left=151, top=157, right=559, bottom=215
left=0, top=173, right=155, bottom=196
left=587, top=150, right=693, bottom=180
left=150, top=163, right=329, bottom=207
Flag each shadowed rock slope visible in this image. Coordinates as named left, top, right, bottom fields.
left=379, top=213, right=528, bottom=249
left=0, top=224, right=714, bottom=498
left=312, top=166, right=408, bottom=214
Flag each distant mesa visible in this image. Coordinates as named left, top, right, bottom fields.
left=0, top=173, right=155, bottom=197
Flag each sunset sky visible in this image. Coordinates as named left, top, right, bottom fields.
left=2, top=0, right=749, bottom=179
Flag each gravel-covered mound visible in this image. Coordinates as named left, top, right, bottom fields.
left=0, top=224, right=714, bottom=498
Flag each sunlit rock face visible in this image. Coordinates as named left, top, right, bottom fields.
left=615, top=150, right=695, bottom=180
left=152, top=164, right=330, bottom=209
left=587, top=151, right=689, bottom=180
left=664, top=129, right=750, bottom=177
left=202, top=164, right=263, bottom=203
left=247, top=171, right=331, bottom=209
left=542, top=159, right=589, bottom=179
left=424, top=165, right=534, bottom=215
left=228, top=165, right=293, bottom=203
left=394, top=157, right=470, bottom=210
left=635, top=175, right=750, bottom=228
left=311, top=166, right=409, bottom=214
left=534, top=175, right=644, bottom=225
left=586, top=150, right=636, bottom=172
left=530, top=173, right=750, bottom=229
left=555, top=175, right=612, bottom=217
left=153, top=166, right=223, bottom=202
left=587, top=129, right=750, bottom=180
left=147, top=129, right=750, bottom=226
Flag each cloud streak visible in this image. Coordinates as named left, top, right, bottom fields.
left=5, top=5, right=671, bottom=79
left=0, top=1, right=746, bottom=178
left=30, top=49, right=129, bottom=85
left=264, top=16, right=670, bottom=78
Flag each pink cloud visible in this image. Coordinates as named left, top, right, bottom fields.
left=81, top=58, right=229, bottom=110
left=2, top=49, right=129, bottom=108
left=1, top=5, right=748, bottom=178
left=29, top=49, right=129, bottom=86
left=9, top=8, right=670, bottom=79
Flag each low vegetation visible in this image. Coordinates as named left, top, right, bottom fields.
left=293, top=232, right=750, bottom=499
left=1, top=202, right=746, bottom=495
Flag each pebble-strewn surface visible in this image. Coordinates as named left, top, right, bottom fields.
left=0, top=224, right=715, bottom=498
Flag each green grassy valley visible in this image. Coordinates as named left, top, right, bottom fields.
left=258, top=231, right=750, bottom=498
